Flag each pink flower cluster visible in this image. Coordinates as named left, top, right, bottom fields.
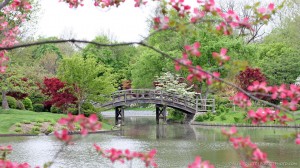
left=0, top=0, right=31, bottom=73
left=222, top=127, right=276, bottom=168
left=248, top=81, right=300, bottom=111
left=59, top=0, right=84, bottom=8
left=153, top=16, right=170, bottom=30
left=0, top=160, right=30, bottom=168
left=54, top=113, right=102, bottom=142
left=188, top=156, right=215, bottom=168
left=174, top=42, right=222, bottom=85
left=247, top=108, right=291, bottom=125
left=230, top=92, right=252, bottom=108
left=296, top=133, right=300, bottom=145
left=94, top=144, right=158, bottom=167
left=0, top=145, right=31, bottom=168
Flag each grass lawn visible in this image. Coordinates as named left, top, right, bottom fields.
left=0, top=109, right=113, bottom=134
left=0, top=109, right=65, bottom=134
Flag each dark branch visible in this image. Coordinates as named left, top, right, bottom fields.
left=0, top=39, right=139, bottom=51
left=0, top=0, right=10, bottom=10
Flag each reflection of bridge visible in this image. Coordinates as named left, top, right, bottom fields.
left=101, top=89, right=215, bottom=125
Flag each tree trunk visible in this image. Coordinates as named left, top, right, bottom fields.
left=78, top=101, right=82, bottom=115
left=2, top=90, right=9, bottom=110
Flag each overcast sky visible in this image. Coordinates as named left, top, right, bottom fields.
left=36, top=0, right=157, bottom=42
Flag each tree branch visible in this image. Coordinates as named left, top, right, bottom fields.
left=0, top=39, right=139, bottom=51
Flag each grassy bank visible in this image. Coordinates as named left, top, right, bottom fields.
left=196, top=110, right=300, bottom=125
left=0, top=109, right=112, bottom=134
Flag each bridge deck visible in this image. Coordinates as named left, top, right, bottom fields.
left=100, top=89, right=215, bottom=114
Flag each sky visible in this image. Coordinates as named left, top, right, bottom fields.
left=36, top=0, right=157, bottom=42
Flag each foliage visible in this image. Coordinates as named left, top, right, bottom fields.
left=33, top=104, right=44, bottom=112
left=22, top=98, right=33, bottom=111
left=220, top=115, right=227, bottom=121
left=195, top=115, right=204, bottom=122
left=167, top=108, right=185, bottom=122
left=38, top=77, right=77, bottom=113
left=16, top=100, right=25, bottom=110
left=58, top=56, right=115, bottom=114
left=50, top=106, right=62, bottom=114
left=67, top=107, right=78, bottom=115
left=82, top=35, right=136, bottom=84
left=82, top=102, right=96, bottom=117
left=237, top=67, right=266, bottom=91
left=6, top=96, right=17, bottom=109
left=254, top=43, right=300, bottom=85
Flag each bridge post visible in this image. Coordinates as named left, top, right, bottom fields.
left=115, top=106, right=125, bottom=126
left=156, top=104, right=166, bottom=124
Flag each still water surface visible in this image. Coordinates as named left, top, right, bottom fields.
left=0, top=115, right=299, bottom=168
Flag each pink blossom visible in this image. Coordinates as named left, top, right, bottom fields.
left=134, top=0, right=147, bottom=7
left=221, top=126, right=237, bottom=136
left=296, top=134, right=300, bottom=145
left=153, top=16, right=169, bottom=30
left=247, top=81, right=271, bottom=93
left=188, top=156, right=215, bottom=168
left=212, top=48, right=230, bottom=65
left=251, top=148, right=267, bottom=162
left=54, top=129, right=72, bottom=142
left=94, top=145, right=157, bottom=167
left=175, top=53, right=192, bottom=71
left=185, top=42, right=201, bottom=57
left=230, top=92, right=251, bottom=108
left=191, top=8, right=205, bottom=23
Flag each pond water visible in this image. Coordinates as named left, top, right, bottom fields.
left=0, top=114, right=300, bottom=168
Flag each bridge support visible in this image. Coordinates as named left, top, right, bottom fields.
left=156, top=104, right=166, bottom=124
left=115, top=106, right=125, bottom=126
left=183, top=113, right=195, bottom=124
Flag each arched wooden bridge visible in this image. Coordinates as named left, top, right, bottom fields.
left=100, top=89, right=215, bottom=125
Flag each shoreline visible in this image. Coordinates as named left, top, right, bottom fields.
left=191, top=122, right=300, bottom=128
left=0, top=129, right=120, bottom=137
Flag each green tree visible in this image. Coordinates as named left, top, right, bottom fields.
left=57, top=56, right=115, bottom=114
left=82, top=35, right=136, bottom=83
left=255, top=43, right=300, bottom=85
left=0, top=66, right=31, bottom=109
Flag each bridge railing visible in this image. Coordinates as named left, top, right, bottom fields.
left=103, top=89, right=215, bottom=113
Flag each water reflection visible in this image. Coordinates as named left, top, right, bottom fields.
left=0, top=116, right=299, bottom=168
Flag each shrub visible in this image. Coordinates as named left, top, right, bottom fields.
left=16, top=100, right=25, bottom=110
left=82, top=102, right=96, bottom=117
left=45, top=126, right=54, bottom=135
left=195, top=115, right=204, bottom=122
left=31, top=126, right=40, bottom=132
left=168, top=108, right=185, bottom=121
left=50, top=106, right=62, bottom=113
left=34, top=123, right=42, bottom=127
left=14, top=128, right=22, bottom=133
left=15, top=123, right=22, bottom=127
left=22, top=120, right=31, bottom=124
left=220, top=115, right=227, bottom=121
left=23, top=98, right=33, bottom=111
left=6, top=96, right=17, bottom=109
left=203, top=113, right=210, bottom=120
left=33, top=104, right=44, bottom=112
left=209, top=115, right=215, bottom=121
left=234, top=117, right=240, bottom=123
left=67, top=107, right=78, bottom=115
left=97, top=112, right=104, bottom=121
